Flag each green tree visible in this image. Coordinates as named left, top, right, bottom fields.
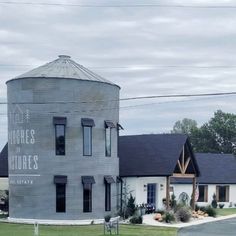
left=171, top=118, right=198, bottom=136
left=171, top=110, right=236, bottom=155
left=192, top=110, right=236, bottom=154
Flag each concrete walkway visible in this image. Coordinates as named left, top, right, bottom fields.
left=143, top=213, right=236, bottom=228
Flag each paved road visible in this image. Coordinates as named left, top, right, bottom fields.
left=178, top=218, right=236, bottom=236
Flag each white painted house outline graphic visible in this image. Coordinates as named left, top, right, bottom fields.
left=10, top=104, right=24, bottom=124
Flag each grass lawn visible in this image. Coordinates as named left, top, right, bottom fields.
left=216, top=208, right=236, bottom=216
left=0, top=223, right=177, bottom=236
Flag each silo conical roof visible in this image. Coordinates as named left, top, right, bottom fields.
left=8, top=55, right=119, bottom=87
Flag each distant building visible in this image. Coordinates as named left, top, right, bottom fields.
left=6, top=55, right=120, bottom=220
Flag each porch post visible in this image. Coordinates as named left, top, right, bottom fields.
left=192, top=176, right=196, bottom=210
left=166, top=176, right=170, bottom=210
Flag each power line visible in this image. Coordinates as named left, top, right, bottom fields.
left=0, top=95, right=232, bottom=116
left=0, top=1, right=236, bottom=8
left=120, top=92, right=236, bottom=101
left=0, top=91, right=235, bottom=105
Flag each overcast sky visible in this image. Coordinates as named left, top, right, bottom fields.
left=0, top=0, right=236, bottom=149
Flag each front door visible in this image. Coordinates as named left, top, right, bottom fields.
left=147, top=183, right=156, bottom=208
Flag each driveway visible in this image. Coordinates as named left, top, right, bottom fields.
left=178, top=217, right=236, bottom=236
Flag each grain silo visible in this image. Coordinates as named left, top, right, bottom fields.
left=7, top=55, right=120, bottom=220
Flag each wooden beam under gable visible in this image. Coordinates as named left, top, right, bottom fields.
left=183, top=157, right=191, bottom=173
left=177, top=160, right=184, bottom=174
left=172, top=173, right=195, bottom=178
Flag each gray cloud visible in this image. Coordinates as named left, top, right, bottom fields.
left=0, top=0, right=236, bottom=149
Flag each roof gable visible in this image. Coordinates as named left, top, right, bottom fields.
left=171, top=153, right=236, bottom=184
left=119, top=134, right=199, bottom=177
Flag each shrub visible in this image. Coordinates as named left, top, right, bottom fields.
left=104, top=214, right=111, bottom=222
left=195, top=204, right=200, bottom=211
left=170, top=194, right=177, bottom=210
left=174, top=203, right=186, bottom=213
left=129, top=215, right=143, bottom=224
left=199, top=206, right=207, bottom=212
left=219, top=204, right=224, bottom=209
left=162, top=211, right=175, bottom=223
left=175, top=207, right=192, bottom=223
left=205, top=205, right=217, bottom=217
left=229, top=202, right=233, bottom=208
left=211, top=193, right=218, bottom=208
left=127, top=194, right=136, bottom=217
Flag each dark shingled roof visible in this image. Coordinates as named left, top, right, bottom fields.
left=171, top=153, right=236, bottom=184
left=0, top=143, right=8, bottom=177
left=119, top=134, right=199, bottom=177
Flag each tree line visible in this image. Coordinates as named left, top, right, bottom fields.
left=171, top=110, right=236, bottom=155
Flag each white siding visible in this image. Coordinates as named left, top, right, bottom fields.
left=124, top=177, right=167, bottom=209
left=173, top=183, right=236, bottom=208
left=0, top=178, right=8, bottom=190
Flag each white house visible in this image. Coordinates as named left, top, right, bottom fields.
left=172, top=153, right=236, bottom=208
left=119, top=134, right=200, bottom=210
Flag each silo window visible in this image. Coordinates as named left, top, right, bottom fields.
left=105, top=121, right=116, bottom=157
left=54, top=175, right=67, bottom=213
left=82, top=176, right=95, bottom=212
left=55, top=125, right=66, bottom=155
left=104, top=176, right=115, bottom=211
left=53, top=117, right=67, bottom=156
left=81, top=118, right=95, bottom=156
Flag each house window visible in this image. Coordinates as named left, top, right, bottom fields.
left=147, top=183, right=156, bottom=207
left=104, top=176, right=115, bottom=211
left=82, top=176, right=95, bottom=212
left=104, top=121, right=115, bottom=157
left=197, top=185, right=208, bottom=202
left=54, top=175, right=67, bottom=213
left=81, top=118, right=95, bottom=156
left=53, top=117, right=67, bottom=156
left=105, top=183, right=111, bottom=211
left=216, top=185, right=229, bottom=202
